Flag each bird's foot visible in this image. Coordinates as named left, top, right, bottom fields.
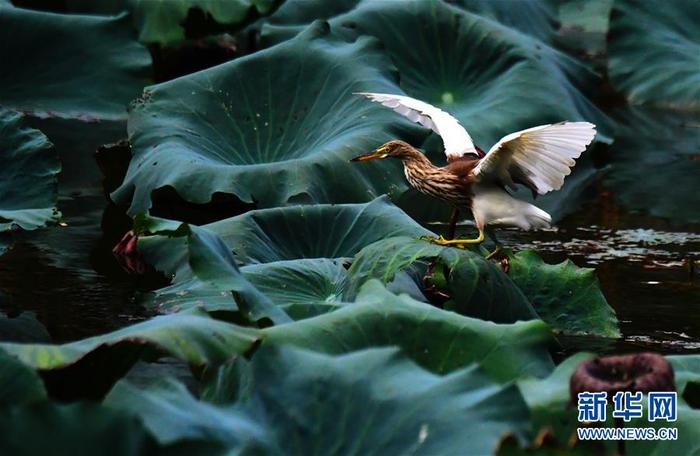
left=484, top=244, right=502, bottom=260
left=419, top=229, right=485, bottom=248
left=420, top=234, right=449, bottom=244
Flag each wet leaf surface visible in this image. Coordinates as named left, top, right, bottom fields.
left=0, top=108, right=60, bottom=232
left=0, top=5, right=150, bottom=121
left=107, top=344, right=533, bottom=455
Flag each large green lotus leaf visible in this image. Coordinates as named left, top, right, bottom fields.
left=4, top=276, right=551, bottom=391
left=0, top=310, right=259, bottom=369
left=603, top=108, right=700, bottom=225
left=105, top=377, right=270, bottom=451
left=112, top=22, right=425, bottom=216
left=608, top=0, right=700, bottom=108
left=139, top=198, right=430, bottom=268
left=134, top=217, right=291, bottom=323
left=259, top=0, right=359, bottom=46
left=180, top=223, right=291, bottom=324
left=138, top=199, right=428, bottom=316
left=0, top=7, right=151, bottom=121
left=145, top=251, right=418, bottom=319
left=450, top=0, right=557, bottom=42
left=0, top=402, right=155, bottom=456
left=142, top=277, right=236, bottom=314
left=0, top=350, right=46, bottom=407
left=275, top=0, right=612, bottom=148
left=107, top=345, right=532, bottom=455
left=261, top=0, right=557, bottom=45
left=262, top=0, right=610, bottom=232
left=344, top=237, right=537, bottom=324
left=249, top=259, right=425, bottom=319
left=265, top=280, right=554, bottom=380
left=205, top=198, right=431, bottom=264
left=241, top=259, right=349, bottom=319
left=507, top=250, right=619, bottom=337
left=0, top=310, right=259, bottom=398
left=0, top=108, right=60, bottom=231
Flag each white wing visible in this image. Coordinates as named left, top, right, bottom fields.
left=472, top=122, right=596, bottom=194
left=354, top=92, right=478, bottom=159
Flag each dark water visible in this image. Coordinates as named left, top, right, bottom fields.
left=500, top=197, right=700, bottom=357
left=1, top=118, right=699, bottom=357
left=0, top=119, right=164, bottom=342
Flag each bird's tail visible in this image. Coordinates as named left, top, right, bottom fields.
left=524, top=204, right=552, bottom=230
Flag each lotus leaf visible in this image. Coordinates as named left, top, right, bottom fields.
left=180, top=223, right=291, bottom=323
left=0, top=350, right=46, bottom=407
left=138, top=199, right=429, bottom=315
left=241, top=259, right=349, bottom=319
left=105, top=377, right=269, bottom=451
left=0, top=310, right=259, bottom=370
left=450, top=0, right=557, bottom=42
left=0, top=109, right=60, bottom=232
left=608, top=0, right=700, bottom=108
left=112, top=22, right=425, bottom=216
left=265, top=280, right=554, bottom=380
left=507, top=250, right=619, bottom=337
left=0, top=402, right=153, bottom=456
left=344, top=237, right=537, bottom=324
left=258, top=0, right=359, bottom=45
left=0, top=7, right=150, bottom=121
left=266, top=0, right=611, bottom=149
left=146, top=277, right=552, bottom=384
left=138, top=198, right=428, bottom=274
left=603, top=108, right=700, bottom=224
left=262, top=0, right=557, bottom=45
left=106, top=345, right=532, bottom=455
left=143, top=277, right=237, bottom=315
left=0, top=310, right=260, bottom=398
left=145, top=242, right=419, bottom=318
left=262, top=0, right=611, bottom=231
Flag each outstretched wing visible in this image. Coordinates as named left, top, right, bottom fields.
left=472, top=122, right=596, bottom=194
left=354, top=92, right=478, bottom=159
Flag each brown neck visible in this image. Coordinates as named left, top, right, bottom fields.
left=396, top=144, right=435, bottom=169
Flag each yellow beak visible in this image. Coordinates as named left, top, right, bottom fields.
left=351, top=146, right=388, bottom=162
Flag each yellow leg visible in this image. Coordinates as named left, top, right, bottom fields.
left=420, top=229, right=484, bottom=247
left=484, top=244, right=501, bottom=260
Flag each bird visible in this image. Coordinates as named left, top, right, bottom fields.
left=351, top=92, right=596, bottom=257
